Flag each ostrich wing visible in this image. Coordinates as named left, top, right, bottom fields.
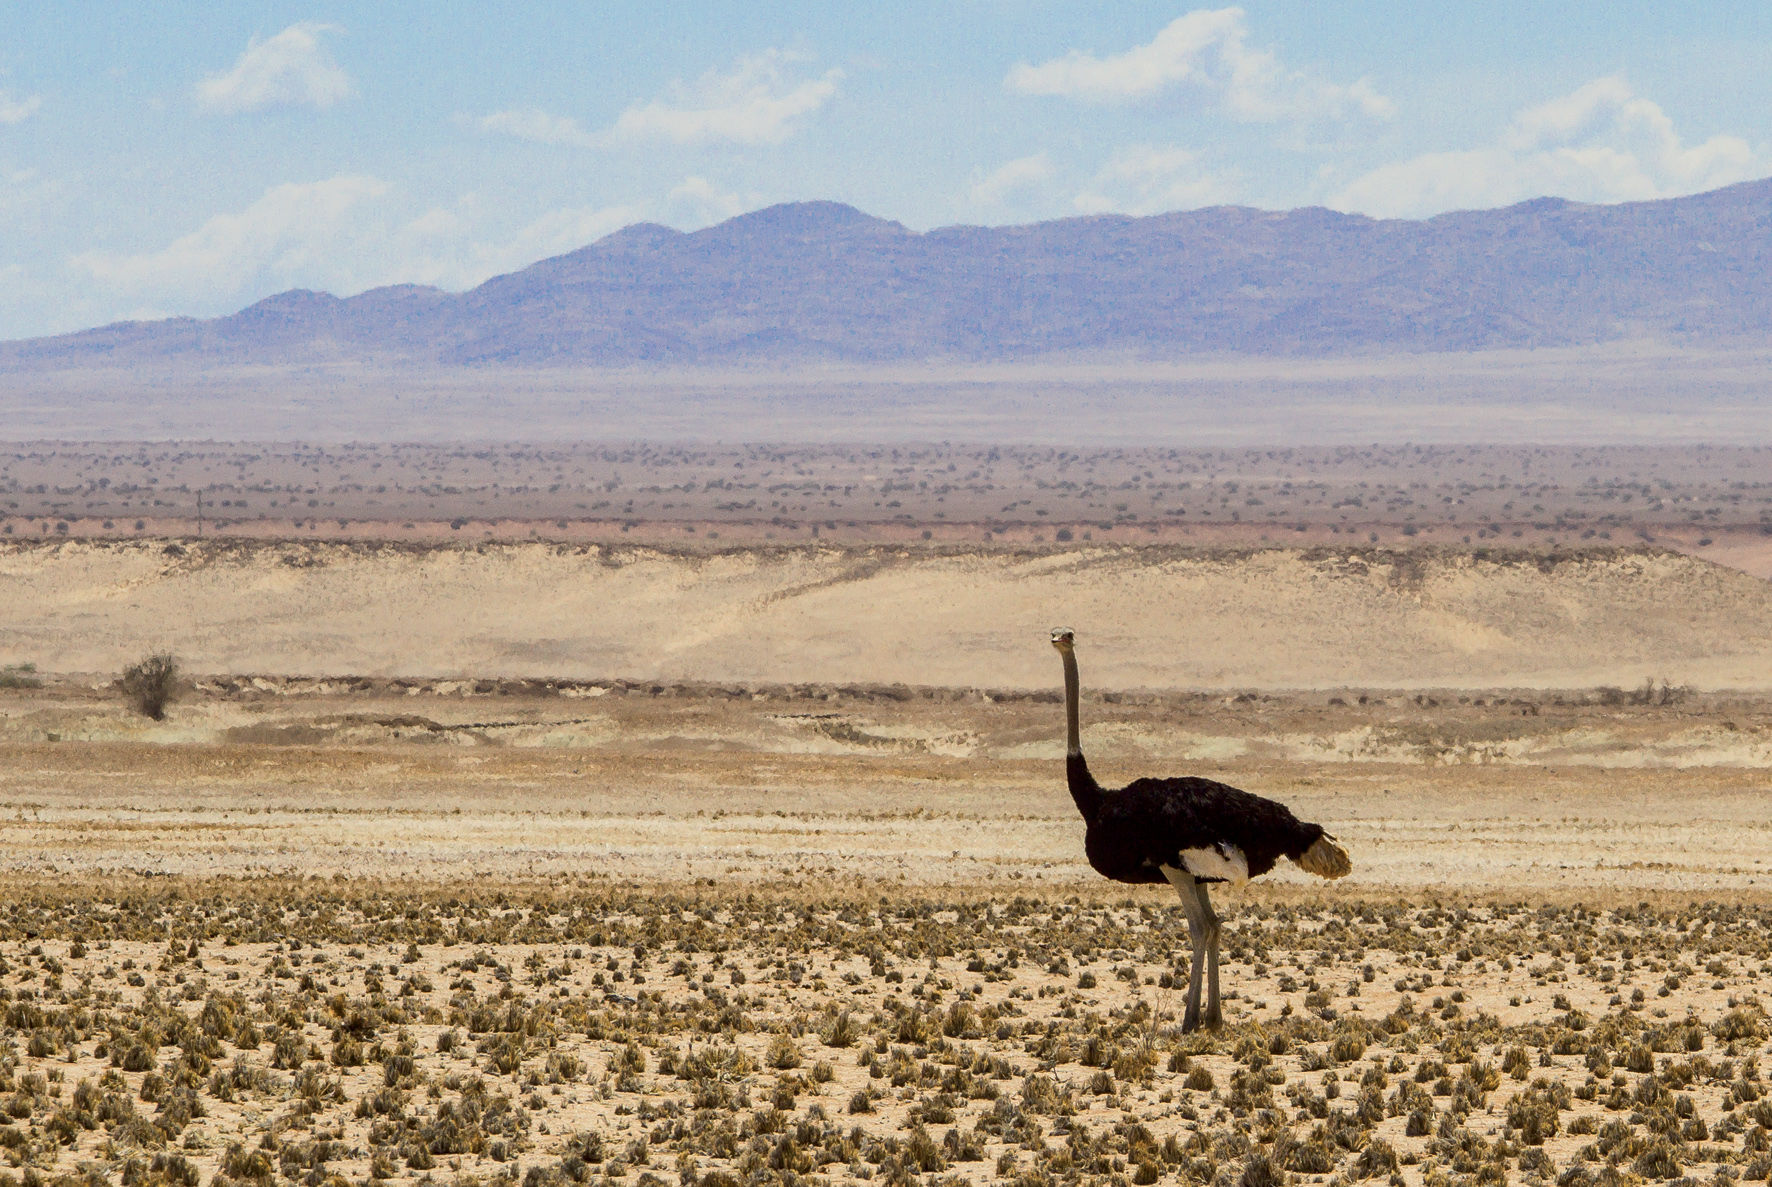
left=1094, top=776, right=1327, bottom=884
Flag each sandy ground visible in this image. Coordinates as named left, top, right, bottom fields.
left=3, top=682, right=1771, bottom=894
left=1, top=681, right=1771, bottom=1186
left=5, top=539, right=1772, bottom=691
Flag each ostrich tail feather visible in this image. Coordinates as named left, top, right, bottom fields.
left=1297, top=834, right=1351, bottom=880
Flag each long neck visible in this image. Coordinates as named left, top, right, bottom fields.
left=1060, top=648, right=1102, bottom=817
left=1061, top=648, right=1082, bottom=757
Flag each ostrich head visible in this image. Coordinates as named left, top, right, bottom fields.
left=1050, top=627, right=1075, bottom=652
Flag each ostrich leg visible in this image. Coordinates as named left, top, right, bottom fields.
left=1162, top=868, right=1212, bottom=1032
left=1198, top=881, right=1223, bottom=1030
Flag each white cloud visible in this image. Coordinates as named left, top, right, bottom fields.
left=69, top=175, right=655, bottom=314
left=666, top=175, right=750, bottom=224
left=74, top=176, right=389, bottom=307
left=968, top=153, right=1056, bottom=208
left=482, top=205, right=643, bottom=270
left=612, top=50, right=841, bottom=144
left=0, top=90, right=42, bottom=124
left=1006, top=7, right=1390, bottom=123
left=471, top=52, right=839, bottom=152
left=1501, top=76, right=1637, bottom=152
left=355, top=200, right=648, bottom=291
left=473, top=107, right=599, bottom=148
left=1, top=166, right=59, bottom=217
left=1332, top=77, right=1760, bottom=218
left=196, top=22, right=351, bottom=113
left=1073, top=145, right=1238, bottom=215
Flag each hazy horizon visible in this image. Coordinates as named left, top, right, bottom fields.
left=4, top=346, right=1771, bottom=446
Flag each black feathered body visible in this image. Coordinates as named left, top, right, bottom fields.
left=1069, top=755, right=1325, bottom=885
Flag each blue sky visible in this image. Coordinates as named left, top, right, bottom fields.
left=4, top=2, right=1772, bottom=339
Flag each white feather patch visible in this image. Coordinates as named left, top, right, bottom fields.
left=1176, top=843, right=1249, bottom=886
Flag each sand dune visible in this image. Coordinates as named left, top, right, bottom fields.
left=6, top=539, right=1771, bottom=689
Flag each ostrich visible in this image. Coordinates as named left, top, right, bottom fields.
left=1051, top=627, right=1350, bottom=1032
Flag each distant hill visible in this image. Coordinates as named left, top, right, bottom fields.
left=10, top=180, right=1772, bottom=367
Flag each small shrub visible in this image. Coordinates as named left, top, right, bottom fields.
left=0, top=663, right=42, bottom=689
left=1357, top=1139, right=1399, bottom=1179
left=1242, top=1153, right=1284, bottom=1187
left=221, top=1142, right=274, bottom=1182
left=1632, top=1139, right=1681, bottom=1180
left=821, top=1009, right=857, bottom=1048
left=766, top=1033, right=802, bottom=1070
left=1715, top=1007, right=1767, bottom=1043
left=119, top=652, right=180, bottom=720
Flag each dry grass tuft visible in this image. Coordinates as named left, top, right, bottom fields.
left=0, top=882, right=1765, bottom=1185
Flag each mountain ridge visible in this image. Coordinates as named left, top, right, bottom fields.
left=10, top=179, right=1772, bottom=367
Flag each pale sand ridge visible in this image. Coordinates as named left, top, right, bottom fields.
left=5, top=540, right=1772, bottom=689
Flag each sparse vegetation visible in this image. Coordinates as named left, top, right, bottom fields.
left=0, top=882, right=1763, bottom=1185
left=0, top=662, right=40, bottom=689
left=1, top=441, right=1769, bottom=550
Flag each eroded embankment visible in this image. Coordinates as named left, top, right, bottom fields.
left=3, top=539, right=1771, bottom=688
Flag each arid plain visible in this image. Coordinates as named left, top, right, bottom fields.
left=2, top=443, right=1770, bottom=1187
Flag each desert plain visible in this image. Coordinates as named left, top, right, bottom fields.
left=1, top=442, right=1771, bottom=1187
